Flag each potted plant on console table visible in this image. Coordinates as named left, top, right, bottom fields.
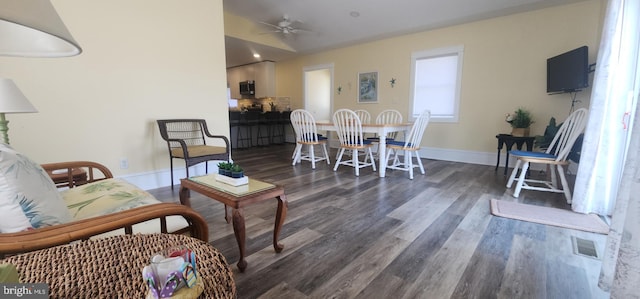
left=506, top=108, right=534, bottom=137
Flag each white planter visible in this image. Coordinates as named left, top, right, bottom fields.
left=215, top=174, right=249, bottom=186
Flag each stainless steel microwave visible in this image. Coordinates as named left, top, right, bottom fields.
left=239, top=80, right=255, bottom=95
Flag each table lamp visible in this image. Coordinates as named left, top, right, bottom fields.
left=0, top=0, right=82, bottom=57
left=0, top=79, right=38, bottom=144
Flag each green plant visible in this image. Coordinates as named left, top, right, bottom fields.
left=231, top=164, right=243, bottom=172
left=506, top=108, right=534, bottom=128
left=217, top=162, right=231, bottom=170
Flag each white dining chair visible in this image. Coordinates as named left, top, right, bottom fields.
left=353, top=110, right=371, bottom=124
left=290, top=109, right=330, bottom=169
left=385, top=110, right=431, bottom=179
left=368, top=109, right=403, bottom=158
left=506, top=108, right=588, bottom=203
left=333, top=109, right=376, bottom=176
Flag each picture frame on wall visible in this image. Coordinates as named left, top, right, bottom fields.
left=358, top=71, right=378, bottom=103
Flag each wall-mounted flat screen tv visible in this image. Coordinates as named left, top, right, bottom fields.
left=547, top=46, right=589, bottom=94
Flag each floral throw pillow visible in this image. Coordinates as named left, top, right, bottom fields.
left=0, top=143, right=72, bottom=231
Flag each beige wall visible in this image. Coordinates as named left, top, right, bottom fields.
left=275, top=0, right=603, bottom=153
left=0, top=0, right=228, bottom=177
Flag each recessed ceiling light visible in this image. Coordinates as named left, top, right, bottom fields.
left=253, top=53, right=261, bottom=58
left=350, top=11, right=360, bottom=18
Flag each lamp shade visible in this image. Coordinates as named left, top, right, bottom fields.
left=0, top=0, right=81, bottom=57
left=0, top=79, right=37, bottom=114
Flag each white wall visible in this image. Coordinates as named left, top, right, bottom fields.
left=0, top=0, right=228, bottom=188
left=275, top=0, right=604, bottom=164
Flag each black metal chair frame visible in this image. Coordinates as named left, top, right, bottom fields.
left=157, top=119, right=230, bottom=188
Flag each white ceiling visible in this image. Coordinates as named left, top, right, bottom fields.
left=223, top=0, right=587, bottom=68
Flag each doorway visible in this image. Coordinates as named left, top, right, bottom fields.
left=303, top=64, right=333, bottom=122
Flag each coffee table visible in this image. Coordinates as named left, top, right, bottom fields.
left=179, top=175, right=287, bottom=272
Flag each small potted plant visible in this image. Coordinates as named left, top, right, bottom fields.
left=217, top=162, right=232, bottom=176
left=230, top=164, right=244, bottom=178
left=506, top=108, right=534, bottom=137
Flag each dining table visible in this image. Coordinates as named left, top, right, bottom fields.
left=315, top=121, right=413, bottom=177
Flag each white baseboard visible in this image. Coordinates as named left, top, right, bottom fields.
left=117, top=163, right=219, bottom=190
left=122, top=147, right=571, bottom=190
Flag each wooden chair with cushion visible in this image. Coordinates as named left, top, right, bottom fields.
left=290, top=109, right=330, bottom=169
left=157, top=119, right=230, bottom=189
left=506, top=108, right=589, bottom=203
left=333, top=109, right=376, bottom=176
left=385, top=109, right=431, bottom=179
left=368, top=109, right=404, bottom=158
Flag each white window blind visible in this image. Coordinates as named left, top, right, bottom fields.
left=410, top=46, right=464, bottom=122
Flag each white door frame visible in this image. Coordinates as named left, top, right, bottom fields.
left=303, top=63, right=334, bottom=122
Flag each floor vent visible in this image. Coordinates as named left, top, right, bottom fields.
left=572, top=236, right=599, bottom=259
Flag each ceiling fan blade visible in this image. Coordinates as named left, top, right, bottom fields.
left=258, top=21, right=282, bottom=30
left=290, top=28, right=312, bottom=34
left=258, top=30, right=284, bottom=35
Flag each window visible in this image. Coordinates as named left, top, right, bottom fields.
left=410, top=46, right=464, bottom=122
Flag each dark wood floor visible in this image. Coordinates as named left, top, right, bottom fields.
left=148, top=144, right=609, bottom=299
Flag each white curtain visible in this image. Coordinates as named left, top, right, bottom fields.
left=572, top=0, right=640, bottom=216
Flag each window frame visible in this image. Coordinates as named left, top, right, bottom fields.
left=409, top=45, right=464, bottom=122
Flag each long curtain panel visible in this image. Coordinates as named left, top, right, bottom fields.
left=573, top=0, right=640, bottom=295
left=572, top=0, right=639, bottom=216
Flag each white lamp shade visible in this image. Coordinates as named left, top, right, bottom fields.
left=0, top=0, right=81, bottom=57
left=0, top=79, right=37, bottom=114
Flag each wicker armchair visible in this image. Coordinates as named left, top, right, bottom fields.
left=0, top=161, right=209, bottom=256
left=157, top=119, right=230, bottom=189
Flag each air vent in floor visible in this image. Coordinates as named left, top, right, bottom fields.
left=571, top=236, right=599, bottom=259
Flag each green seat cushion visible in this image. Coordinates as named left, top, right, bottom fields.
left=62, top=178, right=161, bottom=220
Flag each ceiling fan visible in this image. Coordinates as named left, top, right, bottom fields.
left=259, top=15, right=310, bottom=35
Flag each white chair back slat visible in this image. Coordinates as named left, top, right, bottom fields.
left=291, top=109, right=321, bottom=143
left=334, top=109, right=365, bottom=147
left=354, top=110, right=371, bottom=124
left=545, top=108, right=589, bottom=161
left=376, top=109, right=403, bottom=139
left=404, top=110, right=431, bottom=149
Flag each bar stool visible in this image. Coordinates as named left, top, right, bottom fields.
left=256, top=112, right=271, bottom=146
left=229, top=111, right=242, bottom=149
left=238, top=111, right=260, bottom=148
left=280, top=111, right=292, bottom=143
left=268, top=111, right=285, bottom=144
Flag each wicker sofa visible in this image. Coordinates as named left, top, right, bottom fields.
left=0, top=143, right=208, bottom=256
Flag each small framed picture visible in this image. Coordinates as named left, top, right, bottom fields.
left=358, top=71, right=378, bottom=103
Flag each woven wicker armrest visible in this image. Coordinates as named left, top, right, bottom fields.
left=41, top=161, right=113, bottom=188
left=0, top=203, right=209, bottom=256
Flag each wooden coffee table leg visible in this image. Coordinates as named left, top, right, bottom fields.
left=178, top=186, right=191, bottom=207
left=273, top=194, right=288, bottom=253
left=232, top=207, right=247, bottom=272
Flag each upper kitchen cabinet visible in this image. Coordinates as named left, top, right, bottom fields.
left=253, top=61, right=275, bottom=98
left=227, top=67, right=243, bottom=99
left=227, top=61, right=275, bottom=99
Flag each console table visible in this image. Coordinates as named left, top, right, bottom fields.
left=495, top=134, right=536, bottom=175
